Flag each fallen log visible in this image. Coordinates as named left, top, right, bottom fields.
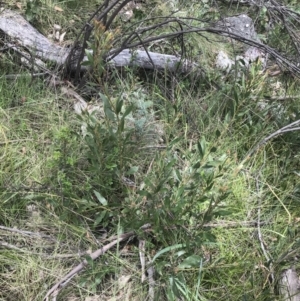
left=0, top=9, right=69, bottom=65
left=0, top=9, right=196, bottom=73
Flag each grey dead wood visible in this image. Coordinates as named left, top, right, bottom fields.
left=0, top=9, right=196, bottom=73
left=279, top=268, right=300, bottom=301
left=0, top=10, right=267, bottom=76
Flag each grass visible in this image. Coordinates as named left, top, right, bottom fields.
left=1, top=0, right=300, bottom=300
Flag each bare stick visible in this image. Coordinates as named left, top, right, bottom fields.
left=43, top=224, right=151, bottom=301
left=0, top=225, right=53, bottom=239
left=147, top=264, right=155, bottom=301
left=139, top=239, right=146, bottom=283
left=0, top=241, right=87, bottom=258
left=243, top=118, right=300, bottom=161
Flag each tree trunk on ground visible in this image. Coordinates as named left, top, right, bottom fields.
left=0, top=9, right=196, bottom=74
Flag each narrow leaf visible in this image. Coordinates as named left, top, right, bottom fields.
left=123, top=105, right=133, bottom=118
left=177, top=255, right=203, bottom=269
left=115, top=97, right=123, bottom=115
left=104, top=107, right=115, bottom=121
left=94, top=190, right=108, bottom=206
left=152, top=244, right=186, bottom=262
left=126, top=166, right=139, bottom=175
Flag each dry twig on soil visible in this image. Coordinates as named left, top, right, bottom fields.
left=44, top=224, right=152, bottom=301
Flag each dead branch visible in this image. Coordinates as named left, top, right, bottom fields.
left=43, top=223, right=152, bottom=301
left=243, top=118, right=300, bottom=161
left=139, top=239, right=146, bottom=283
left=147, top=264, right=155, bottom=301
left=0, top=225, right=54, bottom=239
left=0, top=240, right=87, bottom=259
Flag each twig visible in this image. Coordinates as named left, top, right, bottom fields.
left=147, top=264, right=155, bottom=301
left=106, top=23, right=300, bottom=76
left=139, top=239, right=146, bottom=283
left=243, top=118, right=300, bottom=161
left=43, top=224, right=152, bottom=301
left=0, top=225, right=53, bottom=239
left=0, top=139, right=34, bottom=145
left=4, top=42, right=54, bottom=77
left=0, top=241, right=87, bottom=258
left=105, top=0, right=133, bottom=29
left=4, top=72, right=48, bottom=79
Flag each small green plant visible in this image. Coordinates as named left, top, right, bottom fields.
left=81, top=92, right=134, bottom=197
left=119, top=134, right=233, bottom=299
left=25, top=0, right=42, bottom=23
left=82, top=21, right=120, bottom=84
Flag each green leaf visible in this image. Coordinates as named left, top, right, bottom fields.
left=174, top=169, right=182, bottom=181
left=85, top=49, right=94, bottom=64
left=197, top=136, right=206, bottom=160
left=201, top=231, right=217, bottom=242
left=100, top=93, right=110, bottom=108
left=225, top=112, right=231, bottom=123
left=143, top=178, right=155, bottom=189
left=229, top=99, right=236, bottom=116
left=211, top=147, right=217, bottom=152
left=115, top=97, right=123, bottom=115
left=213, top=210, right=233, bottom=217
left=94, top=211, right=107, bottom=226
left=94, top=190, right=108, bottom=206
left=176, top=186, right=185, bottom=198
left=168, top=277, right=180, bottom=299
left=205, top=182, right=214, bottom=191
left=177, top=255, right=203, bottom=269
left=154, top=174, right=172, bottom=194
left=197, top=196, right=209, bottom=203
left=119, top=118, right=125, bottom=132
left=193, top=162, right=201, bottom=169
left=100, top=93, right=116, bottom=121
left=233, top=87, right=239, bottom=105
left=152, top=244, right=186, bottom=262
left=105, top=107, right=116, bottom=121
left=126, top=166, right=139, bottom=175
left=122, top=105, right=133, bottom=118
left=25, top=11, right=34, bottom=22
left=169, top=137, right=181, bottom=147
left=81, top=60, right=92, bottom=66
left=137, top=190, right=152, bottom=198
left=176, top=250, right=187, bottom=257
